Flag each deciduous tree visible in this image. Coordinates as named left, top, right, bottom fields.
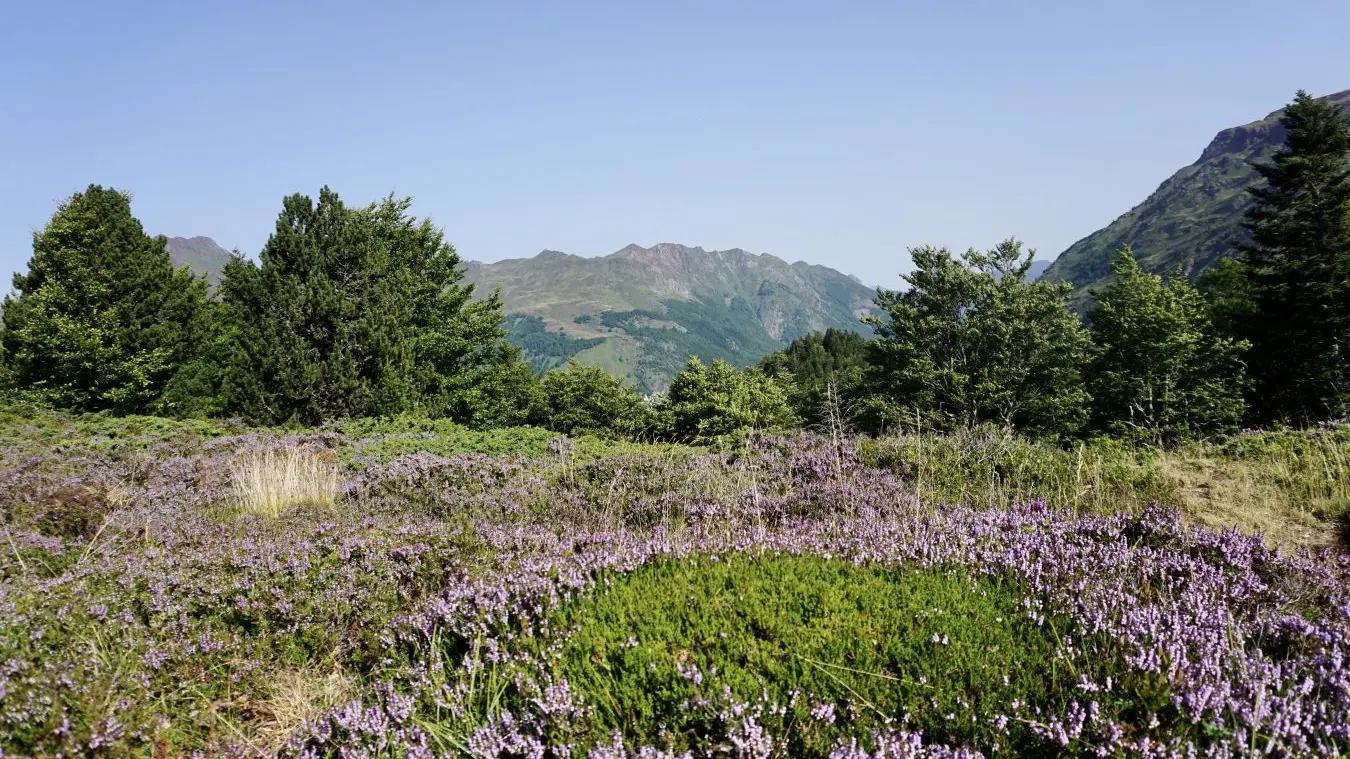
left=1087, top=247, right=1248, bottom=445
left=864, top=239, right=1090, bottom=439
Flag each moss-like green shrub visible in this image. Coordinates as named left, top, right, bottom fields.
left=548, top=554, right=1072, bottom=756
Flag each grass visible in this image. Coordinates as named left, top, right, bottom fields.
left=1161, top=430, right=1350, bottom=547
left=859, top=425, right=1350, bottom=549
left=229, top=447, right=340, bottom=518
left=859, top=429, right=1172, bottom=514
left=250, top=667, right=356, bottom=755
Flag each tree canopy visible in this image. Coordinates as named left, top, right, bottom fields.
left=863, top=239, right=1090, bottom=439
left=216, top=187, right=526, bottom=425
left=1087, top=248, right=1248, bottom=445
left=1, top=185, right=210, bottom=413
left=1235, top=90, right=1350, bottom=424
left=661, top=357, right=796, bottom=443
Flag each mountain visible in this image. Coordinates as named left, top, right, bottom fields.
left=1042, top=88, right=1350, bottom=309
left=165, top=236, right=233, bottom=285
left=991, top=260, right=1051, bottom=283
left=464, top=243, right=878, bottom=393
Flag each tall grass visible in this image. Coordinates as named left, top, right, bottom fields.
left=859, top=428, right=1174, bottom=514
left=229, top=447, right=339, bottom=518
left=860, top=425, right=1350, bottom=548
left=1168, top=428, right=1350, bottom=546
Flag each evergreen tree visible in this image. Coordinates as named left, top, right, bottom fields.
left=864, top=239, right=1090, bottom=439
left=1, top=185, right=210, bottom=412
left=217, top=187, right=526, bottom=425
left=1197, top=257, right=1258, bottom=340
left=535, top=360, right=652, bottom=438
left=1237, top=89, right=1350, bottom=424
left=1087, top=247, right=1248, bottom=445
left=761, top=328, right=870, bottom=427
left=660, top=357, right=796, bottom=442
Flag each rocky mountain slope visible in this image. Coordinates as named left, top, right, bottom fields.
left=1042, top=88, right=1350, bottom=309
left=165, top=236, right=233, bottom=285
left=465, top=243, right=878, bottom=393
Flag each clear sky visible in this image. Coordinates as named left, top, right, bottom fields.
left=3, top=1, right=1348, bottom=290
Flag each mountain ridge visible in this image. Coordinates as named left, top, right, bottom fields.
left=464, top=242, right=879, bottom=392
left=1042, top=88, right=1350, bottom=308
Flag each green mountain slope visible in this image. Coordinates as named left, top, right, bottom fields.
left=465, top=243, right=878, bottom=393
left=165, top=236, right=233, bottom=285
left=1043, top=88, right=1350, bottom=309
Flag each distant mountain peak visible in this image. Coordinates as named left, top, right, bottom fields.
left=536, top=249, right=576, bottom=260
left=164, top=235, right=233, bottom=286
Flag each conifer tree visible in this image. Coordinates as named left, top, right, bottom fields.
left=1087, top=247, right=1248, bottom=445
left=1, top=185, right=210, bottom=412
left=217, top=187, right=526, bottom=425
left=760, top=328, right=870, bottom=426
left=1237, top=89, right=1350, bottom=424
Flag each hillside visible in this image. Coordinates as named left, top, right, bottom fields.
left=165, top=236, right=233, bottom=285
left=1043, top=88, right=1350, bottom=309
left=465, top=243, right=878, bottom=393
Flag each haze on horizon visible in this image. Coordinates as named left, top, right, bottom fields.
left=3, top=1, right=1348, bottom=291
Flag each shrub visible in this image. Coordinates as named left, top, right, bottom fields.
left=550, top=554, right=1070, bottom=756
left=661, top=357, right=797, bottom=443
left=19, top=484, right=118, bottom=539
left=535, top=360, right=653, bottom=438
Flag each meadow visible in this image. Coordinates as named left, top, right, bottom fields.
left=1, top=404, right=1348, bottom=758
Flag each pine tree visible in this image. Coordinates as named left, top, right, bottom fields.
left=1238, top=89, right=1350, bottom=424
left=760, top=328, right=870, bottom=426
left=1087, top=247, right=1248, bottom=445
left=1, top=185, right=210, bottom=412
left=864, top=239, right=1090, bottom=439
left=217, top=187, right=525, bottom=425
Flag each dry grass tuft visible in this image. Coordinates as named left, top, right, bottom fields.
left=229, top=447, right=339, bottom=518
left=248, top=667, right=355, bottom=754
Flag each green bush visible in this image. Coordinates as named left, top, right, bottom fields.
left=660, top=357, right=797, bottom=443
left=535, top=360, right=654, bottom=439
left=547, top=554, right=1080, bottom=756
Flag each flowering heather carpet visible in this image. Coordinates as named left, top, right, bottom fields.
left=0, top=422, right=1347, bottom=758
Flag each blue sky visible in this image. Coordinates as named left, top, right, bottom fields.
left=2, top=1, right=1348, bottom=290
